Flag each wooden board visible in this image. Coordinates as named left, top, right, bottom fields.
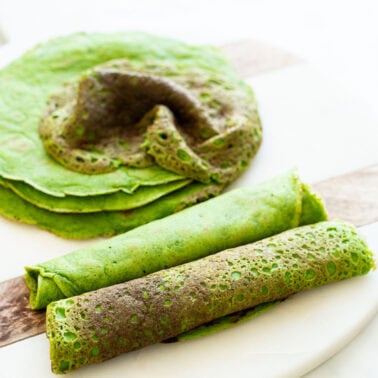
left=0, top=276, right=45, bottom=347
left=313, top=164, right=378, bottom=226
left=222, top=39, right=302, bottom=77
left=0, top=40, right=377, bottom=349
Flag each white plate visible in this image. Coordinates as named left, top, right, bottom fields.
left=0, top=42, right=377, bottom=377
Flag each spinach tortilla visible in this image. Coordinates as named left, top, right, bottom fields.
left=0, top=180, right=220, bottom=239
left=0, top=32, right=261, bottom=236
left=0, top=32, right=261, bottom=197
left=46, top=220, right=375, bottom=373
left=0, top=176, right=191, bottom=213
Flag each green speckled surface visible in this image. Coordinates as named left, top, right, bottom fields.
left=173, top=301, right=280, bottom=341
left=46, top=220, right=375, bottom=374
left=40, top=59, right=261, bottom=183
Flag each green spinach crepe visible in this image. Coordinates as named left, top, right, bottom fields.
left=25, top=171, right=327, bottom=309
left=0, top=176, right=191, bottom=213
left=0, top=32, right=262, bottom=237
left=46, top=220, right=375, bottom=374
left=0, top=181, right=221, bottom=239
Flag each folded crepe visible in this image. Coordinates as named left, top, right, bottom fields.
left=25, top=171, right=327, bottom=309
left=46, top=220, right=375, bottom=374
left=0, top=32, right=262, bottom=238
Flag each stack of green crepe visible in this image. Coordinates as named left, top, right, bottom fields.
left=0, top=32, right=262, bottom=239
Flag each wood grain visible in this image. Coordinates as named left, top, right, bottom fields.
left=0, top=276, right=45, bottom=347
left=222, top=39, right=302, bottom=78
left=313, top=164, right=378, bottom=227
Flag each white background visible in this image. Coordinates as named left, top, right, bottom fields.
left=0, top=1, right=377, bottom=377
left=0, top=0, right=378, bottom=114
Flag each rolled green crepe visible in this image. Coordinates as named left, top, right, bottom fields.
left=174, top=301, right=280, bottom=341
left=25, top=171, right=327, bottom=309
left=46, top=220, right=375, bottom=374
